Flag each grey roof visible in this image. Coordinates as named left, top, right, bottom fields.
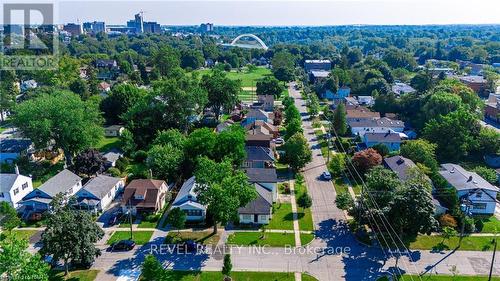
left=246, top=109, right=269, bottom=119
left=392, top=82, right=416, bottom=94
left=245, top=146, right=274, bottom=162
left=37, top=169, right=82, bottom=197
left=348, top=117, right=405, bottom=128
left=383, top=156, right=417, bottom=182
left=310, top=70, right=330, bottom=78
left=364, top=132, right=402, bottom=142
left=439, top=163, right=499, bottom=192
left=104, top=125, right=124, bottom=131
left=0, top=139, right=32, bottom=153
left=245, top=168, right=277, bottom=183
left=173, top=176, right=198, bottom=206
left=103, top=150, right=123, bottom=163
left=0, top=174, right=23, bottom=192
left=82, top=174, right=122, bottom=200
left=238, top=183, right=272, bottom=215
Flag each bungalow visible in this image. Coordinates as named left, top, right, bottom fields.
left=439, top=164, right=499, bottom=215
left=102, top=149, right=123, bottom=168
left=383, top=156, right=419, bottom=182
left=346, top=105, right=380, bottom=122
left=244, top=120, right=279, bottom=138
left=320, top=86, right=351, bottom=102
left=348, top=117, right=405, bottom=137
left=243, top=146, right=275, bottom=169
left=121, top=179, right=169, bottom=215
left=459, top=75, right=488, bottom=94
left=75, top=175, right=124, bottom=212
left=104, top=125, right=125, bottom=137
left=19, top=169, right=82, bottom=213
left=245, top=168, right=278, bottom=202
left=0, top=139, right=34, bottom=163
left=172, top=176, right=206, bottom=222
left=392, top=82, right=416, bottom=96
left=308, top=70, right=330, bottom=84
left=238, top=183, right=273, bottom=224
left=362, top=132, right=404, bottom=152
left=357, top=96, right=375, bottom=107
left=0, top=168, right=33, bottom=208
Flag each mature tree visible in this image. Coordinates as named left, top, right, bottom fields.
left=330, top=103, right=347, bottom=136
left=213, top=125, right=246, bottom=165
left=336, top=192, right=354, bottom=211
left=373, top=92, right=399, bottom=116
left=285, top=118, right=303, bottom=140
left=166, top=207, right=186, bottom=236
left=72, top=148, right=106, bottom=177
left=272, top=51, right=295, bottom=83
left=153, top=129, right=186, bottom=148
left=69, top=78, right=90, bottom=100
left=284, top=105, right=301, bottom=126
left=423, top=110, right=480, bottom=161
left=119, top=128, right=136, bottom=156
left=383, top=48, right=417, bottom=70
left=152, top=46, right=181, bottom=77
left=297, top=192, right=312, bottom=211
left=0, top=235, right=50, bottom=281
left=346, top=48, right=363, bottom=65
left=474, top=127, right=500, bottom=156
left=365, top=166, right=402, bottom=208
left=222, top=254, right=232, bottom=277
left=328, top=153, right=347, bottom=177
left=101, top=84, right=147, bottom=124
left=13, top=91, right=103, bottom=166
left=201, top=70, right=241, bottom=119
left=141, top=255, right=164, bottom=281
left=40, top=195, right=104, bottom=275
left=195, top=158, right=256, bottom=233
left=410, top=71, right=433, bottom=93
left=0, top=70, right=19, bottom=121
left=147, top=144, right=184, bottom=181
left=283, top=133, right=312, bottom=172
left=0, top=202, right=21, bottom=231
left=184, top=128, right=216, bottom=165
left=180, top=49, right=205, bottom=70
left=422, top=92, right=463, bottom=121
left=371, top=143, right=389, bottom=157
left=256, top=76, right=285, bottom=98
left=433, top=79, right=482, bottom=112
left=472, top=166, right=498, bottom=184
left=365, top=78, right=390, bottom=95
left=307, top=94, right=320, bottom=118
left=351, top=148, right=382, bottom=176
left=400, top=139, right=438, bottom=172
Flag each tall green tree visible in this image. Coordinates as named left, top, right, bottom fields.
left=101, top=84, right=147, bottom=124
left=0, top=235, right=50, bottom=281
left=256, top=76, right=285, bottom=98
left=147, top=144, right=184, bottom=181
left=400, top=139, right=438, bottom=171
left=0, top=70, right=19, bottom=121
left=152, top=46, right=181, bottom=77
left=13, top=91, right=103, bottom=166
left=141, top=255, right=164, bottom=281
left=332, top=103, right=347, bottom=136
left=201, top=70, right=241, bottom=119
left=213, top=125, right=246, bottom=165
left=283, top=133, right=312, bottom=172
left=166, top=207, right=187, bottom=236
left=0, top=202, right=21, bottom=231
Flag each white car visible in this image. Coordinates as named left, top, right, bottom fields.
left=274, top=137, right=284, bottom=144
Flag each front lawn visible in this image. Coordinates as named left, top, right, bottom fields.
left=297, top=207, right=314, bottom=231
left=475, top=216, right=500, bottom=233
left=378, top=275, right=500, bottom=281
left=11, top=229, right=38, bottom=241
left=267, top=203, right=294, bottom=230
left=95, top=137, right=121, bottom=152
left=226, top=232, right=296, bottom=247
left=106, top=230, right=153, bottom=245
left=409, top=235, right=497, bottom=251
left=165, top=231, right=220, bottom=245
left=160, top=270, right=317, bottom=281
left=49, top=269, right=99, bottom=281
left=300, top=233, right=315, bottom=245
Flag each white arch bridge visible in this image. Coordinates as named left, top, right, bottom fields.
left=220, top=33, right=269, bottom=50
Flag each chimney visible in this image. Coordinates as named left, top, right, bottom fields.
left=467, top=175, right=473, bottom=182
left=14, top=165, right=20, bottom=175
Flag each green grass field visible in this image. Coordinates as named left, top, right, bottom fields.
left=49, top=269, right=99, bottom=281
left=409, top=235, right=497, bottom=251
left=378, top=275, right=500, bottom=281
left=267, top=203, right=294, bottom=230
left=159, top=271, right=318, bottom=281
left=165, top=231, right=221, bottom=245
left=106, top=230, right=153, bottom=245
left=476, top=216, right=500, bottom=233
left=11, top=229, right=38, bottom=241
left=297, top=207, right=314, bottom=231
left=227, top=232, right=296, bottom=247
left=300, top=233, right=315, bottom=245
left=95, top=137, right=121, bottom=152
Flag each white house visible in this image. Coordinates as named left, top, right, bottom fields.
left=172, top=176, right=206, bottom=222
left=19, top=169, right=82, bottom=213
left=104, top=125, right=125, bottom=137
left=245, top=168, right=278, bottom=202
left=238, top=183, right=273, bottom=224
left=361, top=132, right=405, bottom=152
left=439, top=164, right=499, bottom=215
left=348, top=117, right=405, bottom=137
left=75, top=175, right=124, bottom=212
left=0, top=168, right=33, bottom=208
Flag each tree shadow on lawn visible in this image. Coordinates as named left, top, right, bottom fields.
left=310, top=219, right=417, bottom=281
left=106, top=236, right=210, bottom=278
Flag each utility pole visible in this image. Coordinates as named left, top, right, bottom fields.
left=488, top=237, right=497, bottom=281
left=459, top=198, right=472, bottom=246
left=128, top=199, right=133, bottom=240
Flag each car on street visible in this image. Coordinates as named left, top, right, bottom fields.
left=321, top=171, right=332, bottom=181
left=109, top=240, right=136, bottom=252
left=274, top=137, right=284, bottom=145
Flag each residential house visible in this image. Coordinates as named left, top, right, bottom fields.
left=383, top=156, right=420, bottom=182
left=216, top=119, right=235, bottom=133
left=253, top=94, right=274, bottom=112
left=346, top=105, right=380, bottom=122
left=244, top=168, right=278, bottom=202
left=320, top=86, right=351, bottom=102
left=484, top=93, right=499, bottom=124
left=20, top=80, right=37, bottom=93
left=392, top=82, right=416, bottom=96
left=245, top=132, right=272, bottom=148
left=244, top=120, right=279, bottom=138
left=19, top=169, right=82, bottom=213
left=98, top=82, right=111, bottom=96
left=94, top=59, right=120, bottom=80
left=348, top=117, right=405, bottom=137
left=459, top=75, right=488, bottom=94
left=361, top=132, right=404, bottom=152
left=304, top=60, right=331, bottom=72
left=0, top=139, right=34, bottom=163
left=238, top=183, right=273, bottom=224
left=102, top=149, right=123, bottom=168
left=172, top=176, right=206, bottom=222
left=357, top=96, right=375, bottom=107
left=242, top=109, right=271, bottom=127
left=308, top=70, right=330, bottom=84
left=104, top=125, right=125, bottom=137
left=439, top=164, right=499, bottom=215
left=0, top=168, right=33, bottom=208
left=75, top=175, right=125, bottom=212
left=243, top=146, right=275, bottom=169
left=121, top=179, right=169, bottom=215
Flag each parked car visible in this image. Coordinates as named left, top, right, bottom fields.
left=274, top=137, right=284, bottom=145
left=109, top=240, right=136, bottom=251
left=321, top=171, right=332, bottom=181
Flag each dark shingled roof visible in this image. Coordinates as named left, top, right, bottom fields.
left=238, top=183, right=272, bottom=215
left=245, top=168, right=277, bottom=183
left=245, top=146, right=274, bottom=162
left=0, top=139, right=32, bottom=153
left=439, top=164, right=498, bottom=192
left=364, top=132, right=402, bottom=142
left=122, top=179, right=166, bottom=208
left=383, top=156, right=417, bottom=182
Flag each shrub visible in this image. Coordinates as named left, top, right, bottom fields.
left=115, top=157, right=130, bottom=172
left=372, top=143, right=389, bottom=157
left=329, top=153, right=346, bottom=177
left=438, top=214, right=457, bottom=228
left=107, top=167, right=121, bottom=177
left=133, top=150, right=148, bottom=163
left=222, top=254, right=232, bottom=277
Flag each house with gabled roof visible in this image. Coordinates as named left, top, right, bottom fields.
left=244, top=168, right=278, bottom=202
left=19, top=169, right=82, bottom=213
left=238, top=183, right=273, bottom=224
left=0, top=168, right=33, bottom=208
left=361, top=132, right=405, bottom=152
left=121, top=179, right=170, bottom=215
left=172, top=176, right=206, bottom=222
left=348, top=117, right=405, bottom=137
left=243, top=146, right=275, bottom=169
left=439, top=164, right=499, bottom=215
left=75, top=174, right=124, bottom=212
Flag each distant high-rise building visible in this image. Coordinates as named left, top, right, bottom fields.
left=83, top=21, right=106, bottom=34
left=127, top=12, right=144, bottom=34
left=63, top=23, right=83, bottom=36
left=143, top=22, right=161, bottom=34
left=199, top=23, right=214, bottom=33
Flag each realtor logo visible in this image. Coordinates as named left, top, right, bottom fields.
left=1, top=3, right=58, bottom=70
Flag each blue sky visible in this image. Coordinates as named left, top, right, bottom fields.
left=5, top=0, right=500, bottom=26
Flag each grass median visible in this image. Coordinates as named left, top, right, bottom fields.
left=106, top=230, right=153, bottom=245
left=160, top=271, right=318, bottom=281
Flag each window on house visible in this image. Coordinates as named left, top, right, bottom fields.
left=185, top=209, right=202, bottom=216
left=22, top=182, right=28, bottom=190
left=0, top=192, right=4, bottom=198
left=242, top=215, right=251, bottom=221
left=259, top=215, right=268, bottom=221
left=473, top=203, right=487, bottom=210
left=107, top=191, right=112, bottom=198
left=475, top=191, right=482, bottom=198
left=13, top=188, right=19, bottom=195
left=67, top=188, right=73, bottom=195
